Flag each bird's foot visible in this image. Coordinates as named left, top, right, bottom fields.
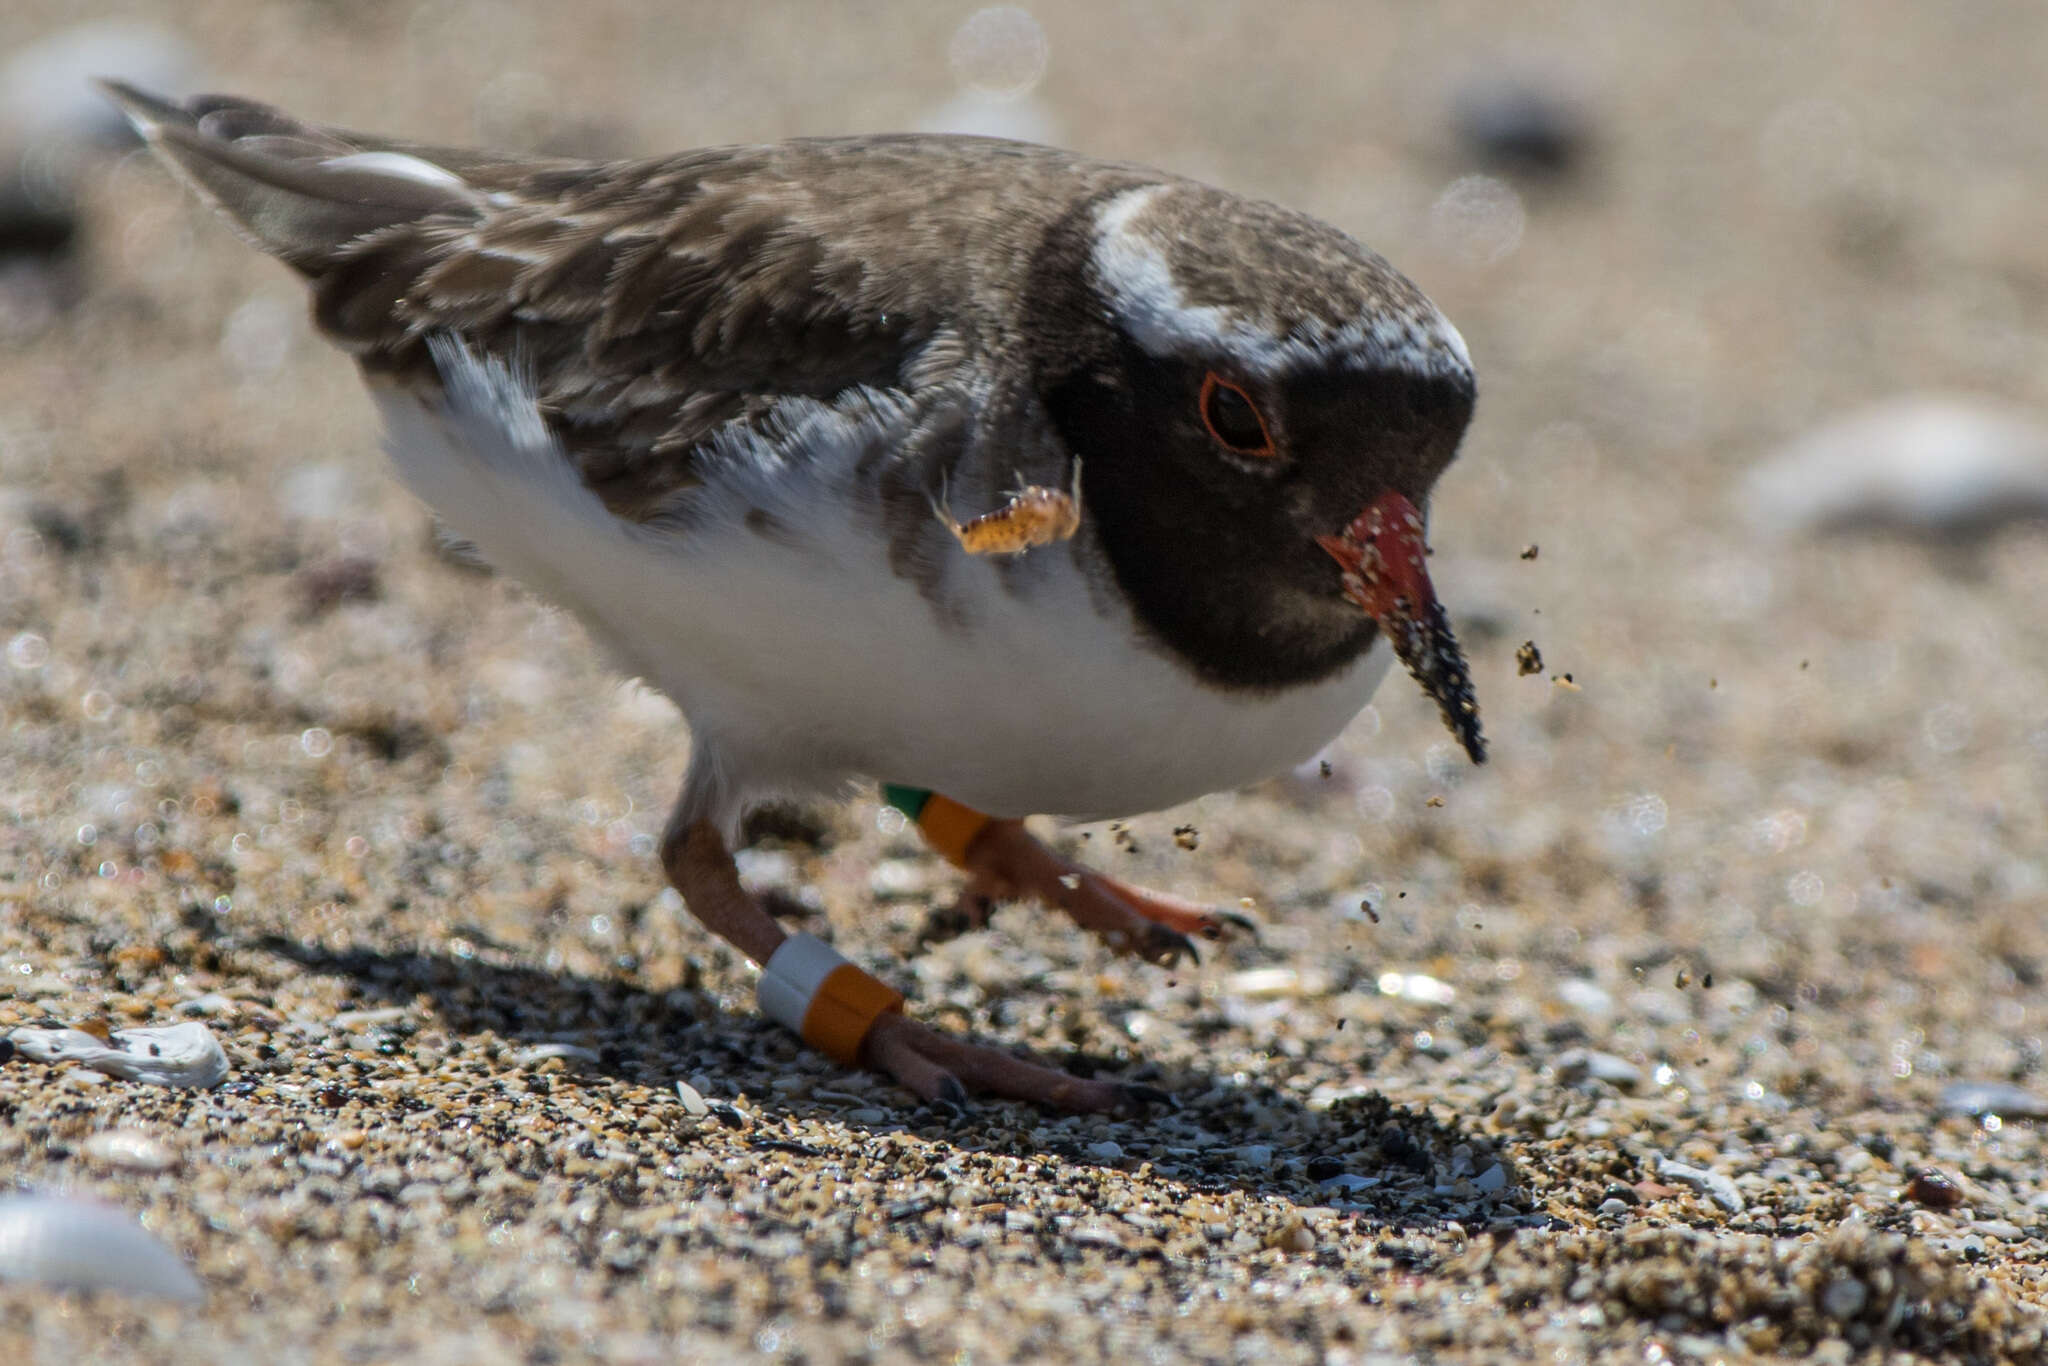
left=948, top=816, right=1255, bottom=966
left=665, top=815, right=1168, bottom=1113
left=862, top=1011, right=1157, bottom=1113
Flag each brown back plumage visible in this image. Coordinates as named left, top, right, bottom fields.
left=104, top=83, right=1154, bottom=519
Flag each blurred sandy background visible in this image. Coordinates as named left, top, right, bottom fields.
left=2, top=2, right=2046, bottom=1362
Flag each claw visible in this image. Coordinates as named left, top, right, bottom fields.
left=922, top=886, right=1001, bottom=947
left=1141, top=925, right=1200, bottom=966
left=1217, top=909, right=1260, bottom=936
left=928, top=1074, right=975, bottom=1120
left=1118, top=1083, right=1176, bottom=1110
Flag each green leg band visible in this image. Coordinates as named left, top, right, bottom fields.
left=880, top=784, right=932, bottom=820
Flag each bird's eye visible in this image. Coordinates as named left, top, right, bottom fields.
left=1199, top=372, right=1276, bottom=457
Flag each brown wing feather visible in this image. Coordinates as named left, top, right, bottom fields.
left=308, top=149, right=991, bottom=517
left=109, top=86, right=1148, bottom=519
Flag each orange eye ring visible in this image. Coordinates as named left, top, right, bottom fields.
left=1199, top=371, right=1277, bottom=457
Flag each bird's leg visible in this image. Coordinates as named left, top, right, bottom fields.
left=660, top=811, right=1132, bottom=1112
left=661, top=818, right=789, bottom=965
left=889, top=788, right=1252, bottom=965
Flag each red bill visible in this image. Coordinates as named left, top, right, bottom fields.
left=1316, top=491, right=1485, bottom=764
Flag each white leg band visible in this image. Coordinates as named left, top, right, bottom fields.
left=755, top=932, right=907, bottom=1066
left=757, top=932, right=850, bottom=1035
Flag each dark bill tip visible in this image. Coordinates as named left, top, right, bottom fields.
left=1387, top=596, right=1486, bottom=765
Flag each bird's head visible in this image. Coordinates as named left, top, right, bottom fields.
left=1021, top=180, right=1485, bottom=762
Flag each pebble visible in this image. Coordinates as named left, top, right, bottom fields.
left=1083, top=1140, right=1124, bottom=1162
left=1069, top=1220, right=1125, bottom=1250
left=1820, top=1276, right=1867, bottom=1320
left=1656, top=1158, right=1746, bottom=1214
left=331, top=1006, right=411, bottom=1030
left=866, top=858, right=929, bottom=900
left=1377, top=971, right=1457, bottom=1006
left=0, top=1195, right=202, bottom=1302
left=1318, top=1173, right=1379, bottom=1195
left=1236, top=1145, right=1275, bottom=1170
left=1, top=21, right=197, bottom=147
left=1452, top=72, right=1592, bottom=177
left=1474, top=1163, right=1507, bottom=1194
left=733, top=847, right=799, bottom=889
left=1938, top=1079, right=2048, bottom=1119
left=80, top=1130, right=178, bottom=1173
left=0, top=163, right=74, bottom=262
left=1552, top=978, right=1614, bottom=1017
left=515, top=1042, right=601, bottom=1068
left=1904, top=1168, right=1966, bottom=1211
left=1267, top=1217, right=1315, bottom=1254
left=1222, top=966, right=1329, bottom=999
left=1743, top=397, right=2048, bottom=537
left=295, top=555, right=381, bottom=616
left=6, top=1022, right=227, bottom=1088
left=1598, top=1198, right=1631, bottom=1217
left=1553, top=1048, right=1643, bottom=1091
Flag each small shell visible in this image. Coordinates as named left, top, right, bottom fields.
left=6, top=1021, right=228, bottom=1088
left=0, top=1195, right=203, bottom=1302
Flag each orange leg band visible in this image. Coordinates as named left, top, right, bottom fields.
left=800, top=963, right=906, bottom=1066
left=918, top=793, right=993, bottom=868
left=758, top=932, right=906, bottom=1066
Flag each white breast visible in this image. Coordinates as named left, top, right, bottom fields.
left=658, top=501, right=1393, bottom=821
left=374, top=348, right=1391, bottom=829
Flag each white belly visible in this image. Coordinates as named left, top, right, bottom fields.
left=374, top=365, right=1390, bottom=825
left=651, top=514, right=1393, bottom=819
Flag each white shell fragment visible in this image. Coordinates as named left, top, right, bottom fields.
left=1223, top=966, right=1333, bottom=999
left=1742, top=396, right=2048, bottom=537
left=0, top=1195, right=203, bottom=1302
left=515, top=1041, right=601, bottom=1068
left=7, top=1022, right=228, bottom=1088
left=1939, top=1080, right=2048, bottom=1119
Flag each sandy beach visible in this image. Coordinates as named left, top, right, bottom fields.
left=2, top=3, right=2046, bottom=1360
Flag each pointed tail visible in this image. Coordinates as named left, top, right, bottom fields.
left=97, top=80, right=484, bottom=273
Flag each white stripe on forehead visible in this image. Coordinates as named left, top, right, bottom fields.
left=1090, top=184, right=1471, bottom=380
